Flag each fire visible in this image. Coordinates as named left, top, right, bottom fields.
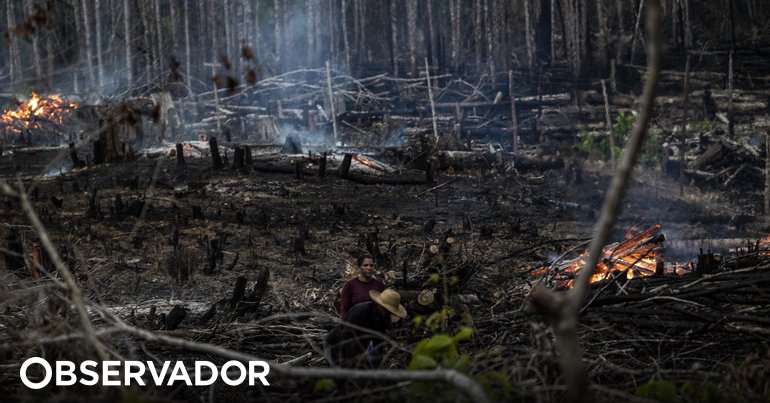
left=353, top=155, right=381, bottom=170
left=1, top=92, right=78, bottom=133
left=534, top=224, right=679, bottom=289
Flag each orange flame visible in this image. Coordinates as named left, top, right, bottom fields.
left=535, top=224, right=678, bottom=289
left=1, top=92, right=78, bottom=133
left=353, top=155, right=380, bottom=170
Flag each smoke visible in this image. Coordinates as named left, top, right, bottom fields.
left=277, top=123, right=334, bottom=154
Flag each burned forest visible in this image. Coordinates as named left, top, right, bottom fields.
left=3, top=0, right=770, bottom=402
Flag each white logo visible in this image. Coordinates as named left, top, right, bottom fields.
left=19, top=358, right=270, bottom=388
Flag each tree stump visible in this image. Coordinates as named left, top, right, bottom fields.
left=176, top=143, right=186, bottom=167
left=209, top=137, right=223, bottom=169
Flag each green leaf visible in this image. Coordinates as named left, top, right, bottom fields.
left=413, top=339, right=429, bottom=355
left=635, top=381, right=677, bottom=402
left=680, top=381, right=697, bottom=402
left=312, top=379, right=334, bottom=394
left=453, top=327, right=473, bottom=342
left=428, top=273, right=441, bottom=283
left=408, top=354, right=438, bottom=370
left=451, top=353, right=470, bottom=373
left=425, top=309, right=447, bottom=330
left=424, top=335, right=454, bottom=354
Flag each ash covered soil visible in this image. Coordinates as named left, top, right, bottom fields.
left=2, top=147, right=769, bottom=402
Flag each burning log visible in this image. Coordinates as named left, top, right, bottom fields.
left=533, top=225, right=673, bottom=289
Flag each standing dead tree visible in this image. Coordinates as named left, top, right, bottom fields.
left=529, top=0, right=663, bottom=401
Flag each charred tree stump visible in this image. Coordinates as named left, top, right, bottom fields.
left=4, top=230, right=24, bottom=274
left=69, top=142, right=82, bottom=168
left=237, top=266, right=271, bottom=317
left=165, top=247, right=192, bottom=283
left=696, top=249, right=719, bottom=275
left=230, top=276, right=248, bottom=311
left=319, top=152, right=327, bottom=177
left=92, top=119, right=125, bottom=164
left=164, top=305, right=187, bottom=330
left=243, top=145, right=253, bottom=165
left=338, top=153, right=353, bottom=178
left=199, top=304, right=217, bottom=324
left=204, top=238, right=222, bottom=275
left=292, top=237, right=306, bottom=255
left=365, top=229, right=386, bottom=267
left=224, top=252, right=240, bottom=271
left=113, top=194, right=124, bottom=219
left=171, top=228, right=179, bottom=248
left=176, top=143, right=186, bottom=168
left=205, top=250, right=216, bottom=275
left=88, top=189, right=100, bottom=218
left=232, top=146, right=245, bottom=170
left=209, top=137, right=223, bottom=169
left=294, top=158, right=304, bottom=180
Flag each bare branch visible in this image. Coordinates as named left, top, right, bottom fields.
left=0, top=179, right=109, bottom=362
left=529, top=0, right=663, bottom=401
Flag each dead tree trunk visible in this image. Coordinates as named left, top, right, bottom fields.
left=176, top=143, right=186, bottom=167
left=209, top=137, right=223, bottom=169
left=765, top=130, right=770, bottom=217
left=509, top=70, right=519, bottom=150
left=680, top=55, right=691, bottom=195
left=728, top=51, right=735, bottom=138
left=524, top=0, right=535, bottom=78
left=319, top=152, right=327, bottom=177
left=232, top=146, right=244, bottom=170
left=601, top=79, right=615, bottom=168
left=338, top=153, right=353, bottom=178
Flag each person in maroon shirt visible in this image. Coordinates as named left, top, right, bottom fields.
left=338, top=254, right=385, bottom=319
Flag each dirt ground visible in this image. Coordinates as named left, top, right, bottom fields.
left=2, top=143, right=769, bottom=402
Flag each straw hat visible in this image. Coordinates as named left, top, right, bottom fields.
left=369, top=289, right=407, bottom=319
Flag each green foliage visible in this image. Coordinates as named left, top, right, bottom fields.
left=640, top=129, right=663, bottom=166
left=613, top=110, right=636, bottom=139
left=635, top=380, right=749, bottom=403
left=636, top=380, right=678, bottom=401
left=575, top=111, right=662, bottom=166
left=312, top=378, right=335, bottom=395
left=415, top=308, right=448, bottom=331
left=693, top=119, right=713, bottom=133
left=405, top=328, right=513, bottom=402
left=120, top=388, right=149, bottom=403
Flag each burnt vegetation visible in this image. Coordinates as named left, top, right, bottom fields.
left=2, top=0, right=770, bottom=402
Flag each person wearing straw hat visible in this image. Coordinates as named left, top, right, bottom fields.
left=324, top=288, right=408, bottom=368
